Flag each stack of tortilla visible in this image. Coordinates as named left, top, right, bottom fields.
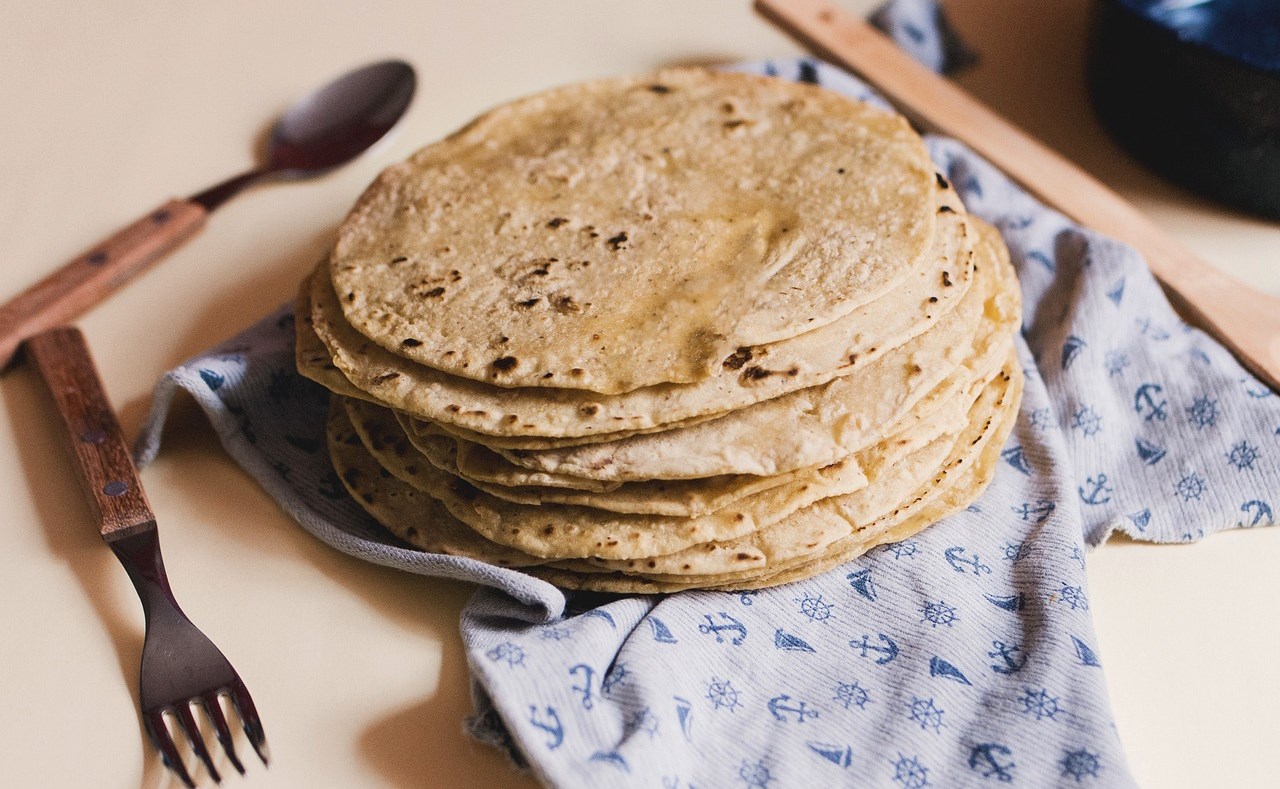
left=296, top=67, right=1023, bottom=593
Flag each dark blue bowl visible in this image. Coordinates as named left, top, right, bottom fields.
left=1088, top=0, right=1280, bottom=219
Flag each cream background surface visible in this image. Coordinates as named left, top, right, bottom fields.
left=0, top=1, right=1275, bottom=786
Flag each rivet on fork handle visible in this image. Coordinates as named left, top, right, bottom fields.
left=24, top=326, right=157, bottom=541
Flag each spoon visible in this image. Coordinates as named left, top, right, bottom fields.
left=0, top=59, right=416, bottom=370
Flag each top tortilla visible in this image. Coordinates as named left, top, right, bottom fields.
left=306, top=186, right=969, bottom=439
left=329, top=66, right=938, bottom=394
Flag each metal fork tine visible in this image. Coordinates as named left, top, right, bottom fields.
left=176, top=702, right=222, bottom=784
left=203, top=692, right=246, bottom=776
left=144, top=709, right=195, bottom=789
left=229, top=677, right=270, bottom=766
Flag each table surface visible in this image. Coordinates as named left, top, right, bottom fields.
left=2, top=1, right=1277, bottom=787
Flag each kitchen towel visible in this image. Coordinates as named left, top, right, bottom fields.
left=136, top=3, right=1280, bottom=786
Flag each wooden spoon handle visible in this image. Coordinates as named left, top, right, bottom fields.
left=0, top=198, right=207, bottom=371
left=755, top=0, right=1280, bottom=393
left=25, top=326, right=155, bottom=542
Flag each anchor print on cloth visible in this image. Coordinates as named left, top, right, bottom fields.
left=132, top=4, right=1280, bottom=788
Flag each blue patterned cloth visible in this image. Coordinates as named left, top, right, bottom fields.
left=136, top=5, right=1279, bottom=787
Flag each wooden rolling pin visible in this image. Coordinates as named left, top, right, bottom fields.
left=756, top=0, right=1280, bottom=393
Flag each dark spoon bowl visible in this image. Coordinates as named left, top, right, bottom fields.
left=270, top=59, right=417, bottom=174
left=1088, top=0, right=1280, bottom=219
left=192, top=59, right=416, bottom=209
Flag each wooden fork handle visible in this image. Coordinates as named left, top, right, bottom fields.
left=26, top=326, right=155, bottom=542
left=755, top=0, right=1280, bottom=394
left=0, top=198, right=207, bottom=371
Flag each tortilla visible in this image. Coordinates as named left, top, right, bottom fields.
left=349, top=361, right=978, bottom=518
left=525, top=358, right=1022, bottom=591
left=326, top=401, right=546, bottom=568
left=349, top=417, right=870, bottom=561
left=330, top=67, right=939, bottom=394
left=300, top=64, right=1027, bottom=593
left=306, top=187, right=972, bottom=439
left=328, top=354, right=1020, bottom=590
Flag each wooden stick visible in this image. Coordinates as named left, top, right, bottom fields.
left=756, top=0, right=1280, bottom=393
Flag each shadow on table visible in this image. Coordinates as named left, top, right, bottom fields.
left=1, top=364, right=173, bottom=787
left=356, top=582, right=539, bottom=789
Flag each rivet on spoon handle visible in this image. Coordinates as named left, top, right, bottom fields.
left=0, top=201, right=208, bottom=371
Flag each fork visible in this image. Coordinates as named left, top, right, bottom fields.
left=25, top=326, right=268, bottom=787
